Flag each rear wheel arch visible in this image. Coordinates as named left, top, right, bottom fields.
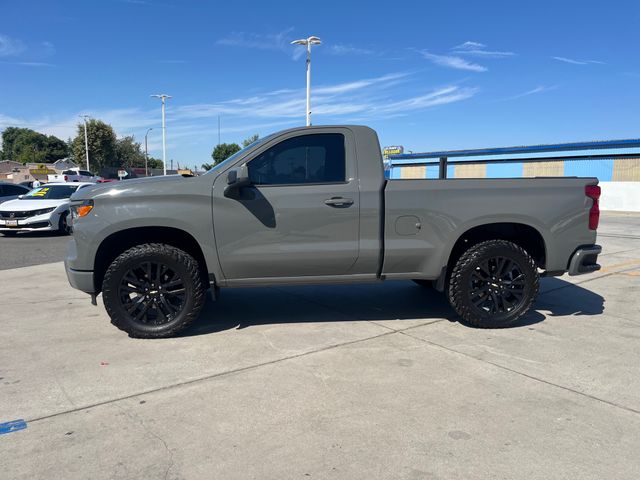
left=445, top=222, right=547, bottom=276
left=93, top=226, right=210, bottom=293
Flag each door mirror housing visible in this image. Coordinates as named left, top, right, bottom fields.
left=224, top=164, right=250, bottom=197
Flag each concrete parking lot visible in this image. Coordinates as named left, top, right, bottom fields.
left=1, top=212, right=639, bottom=479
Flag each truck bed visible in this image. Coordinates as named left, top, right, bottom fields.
left=382, top=177, right=598, bottom=278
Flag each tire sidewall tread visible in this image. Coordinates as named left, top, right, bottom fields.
left=448, top=239, right=539, bottom=328
left=102, top=243, right=206, bottom=338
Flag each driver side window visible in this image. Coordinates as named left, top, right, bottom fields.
left=248, top=133, right=345, bottom=185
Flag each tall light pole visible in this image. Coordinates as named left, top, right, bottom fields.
left=79, top=115, right=90, bottom=171
left=150, top=94, right=172, bottom=175
left=144, top=127, right=153, bottom=177
left=291, top=36, right=322, bottom=126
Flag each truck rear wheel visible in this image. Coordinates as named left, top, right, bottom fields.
left=448, top=240, right=539, bottom=328
left=102, top=243, right=206, bottom=338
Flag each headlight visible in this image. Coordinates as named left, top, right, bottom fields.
left=70, top=199, right=94, bottom=220
left=32, top=207, right=56, bottom=216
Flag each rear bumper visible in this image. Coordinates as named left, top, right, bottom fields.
left=568, top=245, right=602, bottom=276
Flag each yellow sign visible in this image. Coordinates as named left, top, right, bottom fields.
left=31, top=187, right=49, bottom=197
left=29, top=164, right=55, bottom=175
left=383, top=146, right=404, bottom=158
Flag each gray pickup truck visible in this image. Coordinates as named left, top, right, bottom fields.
left=65, top=125, right=602, bottom=338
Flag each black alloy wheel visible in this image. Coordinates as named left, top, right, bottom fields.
left=448, top=240, right=539, bottom=328
left=467, top=256, right=526, bottom=315
left=118, top=261, right=187, bottom=325
left=102, top=243, right=206, bottom=338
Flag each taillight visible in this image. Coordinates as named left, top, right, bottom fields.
left=585, top=185, right=601, bottom=230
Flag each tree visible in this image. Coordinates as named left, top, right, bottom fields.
left=70, top=119, right=117, bottom=173
left=201, top=162, right=215, bottom=171
left=1, top=127, right=69, bottom=163
left=242, top=134, right=259, bottom=147
left=211, top=142, right=241, bottom=165
left=115, top=135, right=147, bottom=169
left=147, top=157, right=163, bottom=169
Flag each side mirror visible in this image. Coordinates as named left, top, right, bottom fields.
left=17, top=195, right=24, bottom=199
left=224, top=164, right=250, bottom=197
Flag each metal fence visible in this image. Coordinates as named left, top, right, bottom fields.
left=386, top=139, right=640, bottom=181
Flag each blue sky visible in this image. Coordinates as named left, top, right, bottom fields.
left=1, top=0, right=639, bottom=166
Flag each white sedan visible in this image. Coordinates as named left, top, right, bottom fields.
left=0, top=182, right=95, bottom=236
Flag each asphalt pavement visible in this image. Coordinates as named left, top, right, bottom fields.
left=0, top=231, right=70, bottom=270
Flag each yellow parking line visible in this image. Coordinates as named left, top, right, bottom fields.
left=599, top=259, right=640, bottom=273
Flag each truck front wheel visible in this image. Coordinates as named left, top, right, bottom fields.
left=448, top=240, right=539, bottom=328
left=102, top=243, right=206, bottom=338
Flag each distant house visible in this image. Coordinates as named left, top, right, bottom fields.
left=52, top=158, right=78, bottom=172
left=0, top=160, right=23, bottom=181
left=1, top=159, right=79, bottom=183
left=0, top=160, right=22, bottom=173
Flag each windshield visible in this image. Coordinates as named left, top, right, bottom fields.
left=204, top=134, right=277, bottom=175
left=22, top=185, right=79, bottom=200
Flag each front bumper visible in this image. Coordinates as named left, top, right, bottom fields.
left=0, top=212, right=60, bottom=232
left=64, top=262, right=96, bottom=294
left=568, top=245, right=602, bottom=276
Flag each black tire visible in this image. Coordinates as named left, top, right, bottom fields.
left=58, top=211, right=70, bottom=235
left=448, top=240, right=539, bottom=328
left=1, top=231, right=18, bottom=237
left=102, top=243, right=206, bottom=338
left=412, top=279, right=434, bottom=288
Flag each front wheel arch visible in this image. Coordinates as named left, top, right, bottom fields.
left=94, top=227, right=210, bottom=294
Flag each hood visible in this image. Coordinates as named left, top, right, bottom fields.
left=0, top=198, right=68, bottom=211
left=71, top=174, right=189, bottom=201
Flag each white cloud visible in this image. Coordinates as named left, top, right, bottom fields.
left=454, top=41, right=486, bottom=50
left=0, top=73, right=479, bottom=159
left=328, top=44, right=374, bottom=56
left=451, top=41, right=515, bottom=57
left=419, top=50, right=487, bottom=72
left=499, top=85, right=558, bottom=101
left=173, top=73, right=476, bottom=121
left=41, top=41, right=55, bottom=56
left=217, top=28, right=302, bottom=59
left=16, top=62, right=56, bottom=67
left=0, top=34, right=26, bottom=57
left=552, top=56, right=605, bottom=65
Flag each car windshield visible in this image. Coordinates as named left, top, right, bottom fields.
left=204, top=134, right=277, bottom=175
left=22, top=185, right=79, bottom=200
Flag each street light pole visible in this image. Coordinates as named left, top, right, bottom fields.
left=144, top=127, right=153, bottom=177
left=150, top=94, right=172, bottom=175
left=79, top=115, right=90, bottom=171
left=291, top=36, right=322, bottom=126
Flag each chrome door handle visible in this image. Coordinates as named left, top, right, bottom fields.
left=324, top=197, right=354, bottom=207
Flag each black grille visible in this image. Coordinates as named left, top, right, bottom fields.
left=0, top=211, right=33, bottom=219
left=0, top=208, right=54, bottom=219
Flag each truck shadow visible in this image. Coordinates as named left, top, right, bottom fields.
left=180, top=278, right=605, bottom=337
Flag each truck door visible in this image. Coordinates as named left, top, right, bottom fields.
left=212, top=130, right=360, bottom=280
